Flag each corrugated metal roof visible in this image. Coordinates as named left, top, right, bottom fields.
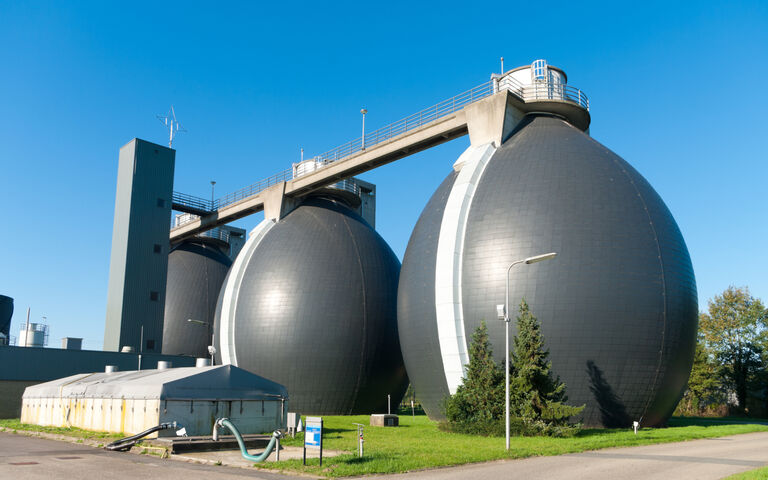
left=22, top=364, right=288, bottom=401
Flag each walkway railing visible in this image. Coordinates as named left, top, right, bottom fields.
left=172, top=191, right=213, bottom=213
left=171, top=75, right=589, bottom=230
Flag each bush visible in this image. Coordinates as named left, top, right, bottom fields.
left=439, top=416, right=579, bottom=438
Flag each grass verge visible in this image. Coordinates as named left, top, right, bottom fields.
left=725, top=466, right=768, bottom=479
left=0, top=418, right=123, bottom=441
left=262, top=415, right=768, bottom=477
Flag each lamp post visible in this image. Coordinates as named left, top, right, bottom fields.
left=188, top=319, right=215, bottom=365
left=497, top=252, right=557, bottom=450
left=210, top=181, right=216, bottom=210
left=360, top=108, right=368, bottom=150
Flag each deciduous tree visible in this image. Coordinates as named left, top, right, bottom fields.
left=699, top=286, right=767, bottom=413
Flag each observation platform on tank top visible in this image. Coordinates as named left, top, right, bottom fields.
left=170, top=61, right=590, bottom=243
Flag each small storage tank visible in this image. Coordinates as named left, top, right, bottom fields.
left=19, top=322, right=48, bottom=347
left=20, top=364, right=287, bottom=436
left=215, top=185, right=408, bottom=414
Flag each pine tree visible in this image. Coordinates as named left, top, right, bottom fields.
left=445, top=321, right=504, bottom=424
left=510, top=299, right=584, bottom=424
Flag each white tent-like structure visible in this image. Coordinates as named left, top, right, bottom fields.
left=21, top=364, right=288, bottom=437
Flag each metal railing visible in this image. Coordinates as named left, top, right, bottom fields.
left=171, top=75, right=589, bottom=231
left=172, top=191, right=213, bottom=212
left=200, top=227, right=231, bottom=243
left=313, top=81, right=496, bottom=165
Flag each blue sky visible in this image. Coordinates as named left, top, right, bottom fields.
left=1, top=1, right=766, bottom=350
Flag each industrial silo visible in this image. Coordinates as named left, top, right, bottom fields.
left=0, top=295, right=12, bottom=345
left=397, top=60, right=698, bottom=428
left=215, top=179, right=408, bottom=414
left=162, top=226, right=244, bottom=358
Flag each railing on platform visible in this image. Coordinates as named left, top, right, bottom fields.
left=171, top=75, right=589, bottom=230
left=172, top=191, right=213, bottom=212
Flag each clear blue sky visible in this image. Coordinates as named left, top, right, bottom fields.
left=1, top=1, right=766, bottom=350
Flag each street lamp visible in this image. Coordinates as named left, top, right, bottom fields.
left=360, top=108, right=368, bottom=150
left=497, top=252, right=557, bottom=451
left=210, top=181, right=216, bottom=210
left=188, top=319, right=216, bottom=365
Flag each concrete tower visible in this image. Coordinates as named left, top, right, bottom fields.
left=104, top=139, right=175, bottom=353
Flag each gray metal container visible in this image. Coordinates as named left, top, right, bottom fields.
left=215, top=194, right=408, bottom=414
left=397, top=113, right=698, bottom=428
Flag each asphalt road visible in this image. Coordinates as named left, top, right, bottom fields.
left=363, top=431, right=768, bottom=480
left=0, top=432, right=298, bottom=480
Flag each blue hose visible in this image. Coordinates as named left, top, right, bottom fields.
left=215, top=418, right=281, bottom=463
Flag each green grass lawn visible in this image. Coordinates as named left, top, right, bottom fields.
left=3, top=416, right=767, bottom=477
left=0, top=418, right=123, bottom=443
left=726, top=466, right=768, bottom=479
left=265, top=415, right=768, bottom=477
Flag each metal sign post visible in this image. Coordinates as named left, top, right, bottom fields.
left=352, top=423, right=364, bottom=457
left=303, top=416, right=323, bottom=466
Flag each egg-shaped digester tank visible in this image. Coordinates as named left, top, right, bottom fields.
left=397, top=109, right=698, bottom=427
left=214, top=192, right=408, bottom=414
left=0, top=295, right=13, bottom=339
left=162, top=238, right=232, bottom=357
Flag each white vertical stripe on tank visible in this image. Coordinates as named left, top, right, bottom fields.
left=434, top=142, right=496, bottom=394
left=219, top=219, right=275, bottom=366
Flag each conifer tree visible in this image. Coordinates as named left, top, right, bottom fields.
left=510, top=299, right=584, bottom=424
left=445, top=321, right=504, bottom=424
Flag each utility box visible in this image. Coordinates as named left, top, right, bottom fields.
left=61, top=337, right=83, bottom=350
left=370, top=414, right=398, bottom=427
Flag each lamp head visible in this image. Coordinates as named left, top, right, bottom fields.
left=524, top=252, right=557, bottom=264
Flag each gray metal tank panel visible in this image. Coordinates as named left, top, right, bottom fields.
left=162, top=240, right=232, bottom=357
left=0, top=295, right=12, bottom=337
left=397, top=114, right=697, bottom=427
left=396, top=172, right=458, bottom=415
left=216, top=196, right=407, bottom=414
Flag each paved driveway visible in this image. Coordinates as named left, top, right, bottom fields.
left=363, top=431, right=768, bottom=480
left=0, top=432, right=297, bottom=480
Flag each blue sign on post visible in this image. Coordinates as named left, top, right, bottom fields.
left=303, top=416, right=323, bottom=466
left=305, top=424, right=321, bottom=447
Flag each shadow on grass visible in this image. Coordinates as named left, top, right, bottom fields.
left=341, top=456, right=375, bottom=465
left=669, top=417, right=768, bottom=427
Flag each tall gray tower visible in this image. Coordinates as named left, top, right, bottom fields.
left=104, top=139, right=175, bottom=352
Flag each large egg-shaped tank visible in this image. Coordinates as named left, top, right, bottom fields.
left=162, top=238, right=232, bottom=357
left=215, top=193, right=408, bottom=414
left=0, top=295, right=13, bottom=338
left=398, top=113, right=698, bottom=428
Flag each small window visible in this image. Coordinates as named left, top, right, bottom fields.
left=153, top=244, right=162, bottom=254
left=150, top=291, right=159, bottom=301
left=146, top=339, right=155, bottom=350
left=532, top=59, right=548, bottom=82
left=157, top=198, right=166, bottom=208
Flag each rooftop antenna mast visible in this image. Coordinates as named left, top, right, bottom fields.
left=156, top=105, right=187, bottom=148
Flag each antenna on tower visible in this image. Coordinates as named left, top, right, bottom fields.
left=156, top=105, right=187, bottom=148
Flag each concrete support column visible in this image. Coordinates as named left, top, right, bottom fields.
left=263, top=182, right=298, bottom=222
left=464, top=91, right=525, bottom=147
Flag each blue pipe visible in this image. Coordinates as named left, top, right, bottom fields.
left=214, top=418, right=281, bottom=463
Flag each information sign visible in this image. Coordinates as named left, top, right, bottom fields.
left=303, top=416, right=323, bottom=466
